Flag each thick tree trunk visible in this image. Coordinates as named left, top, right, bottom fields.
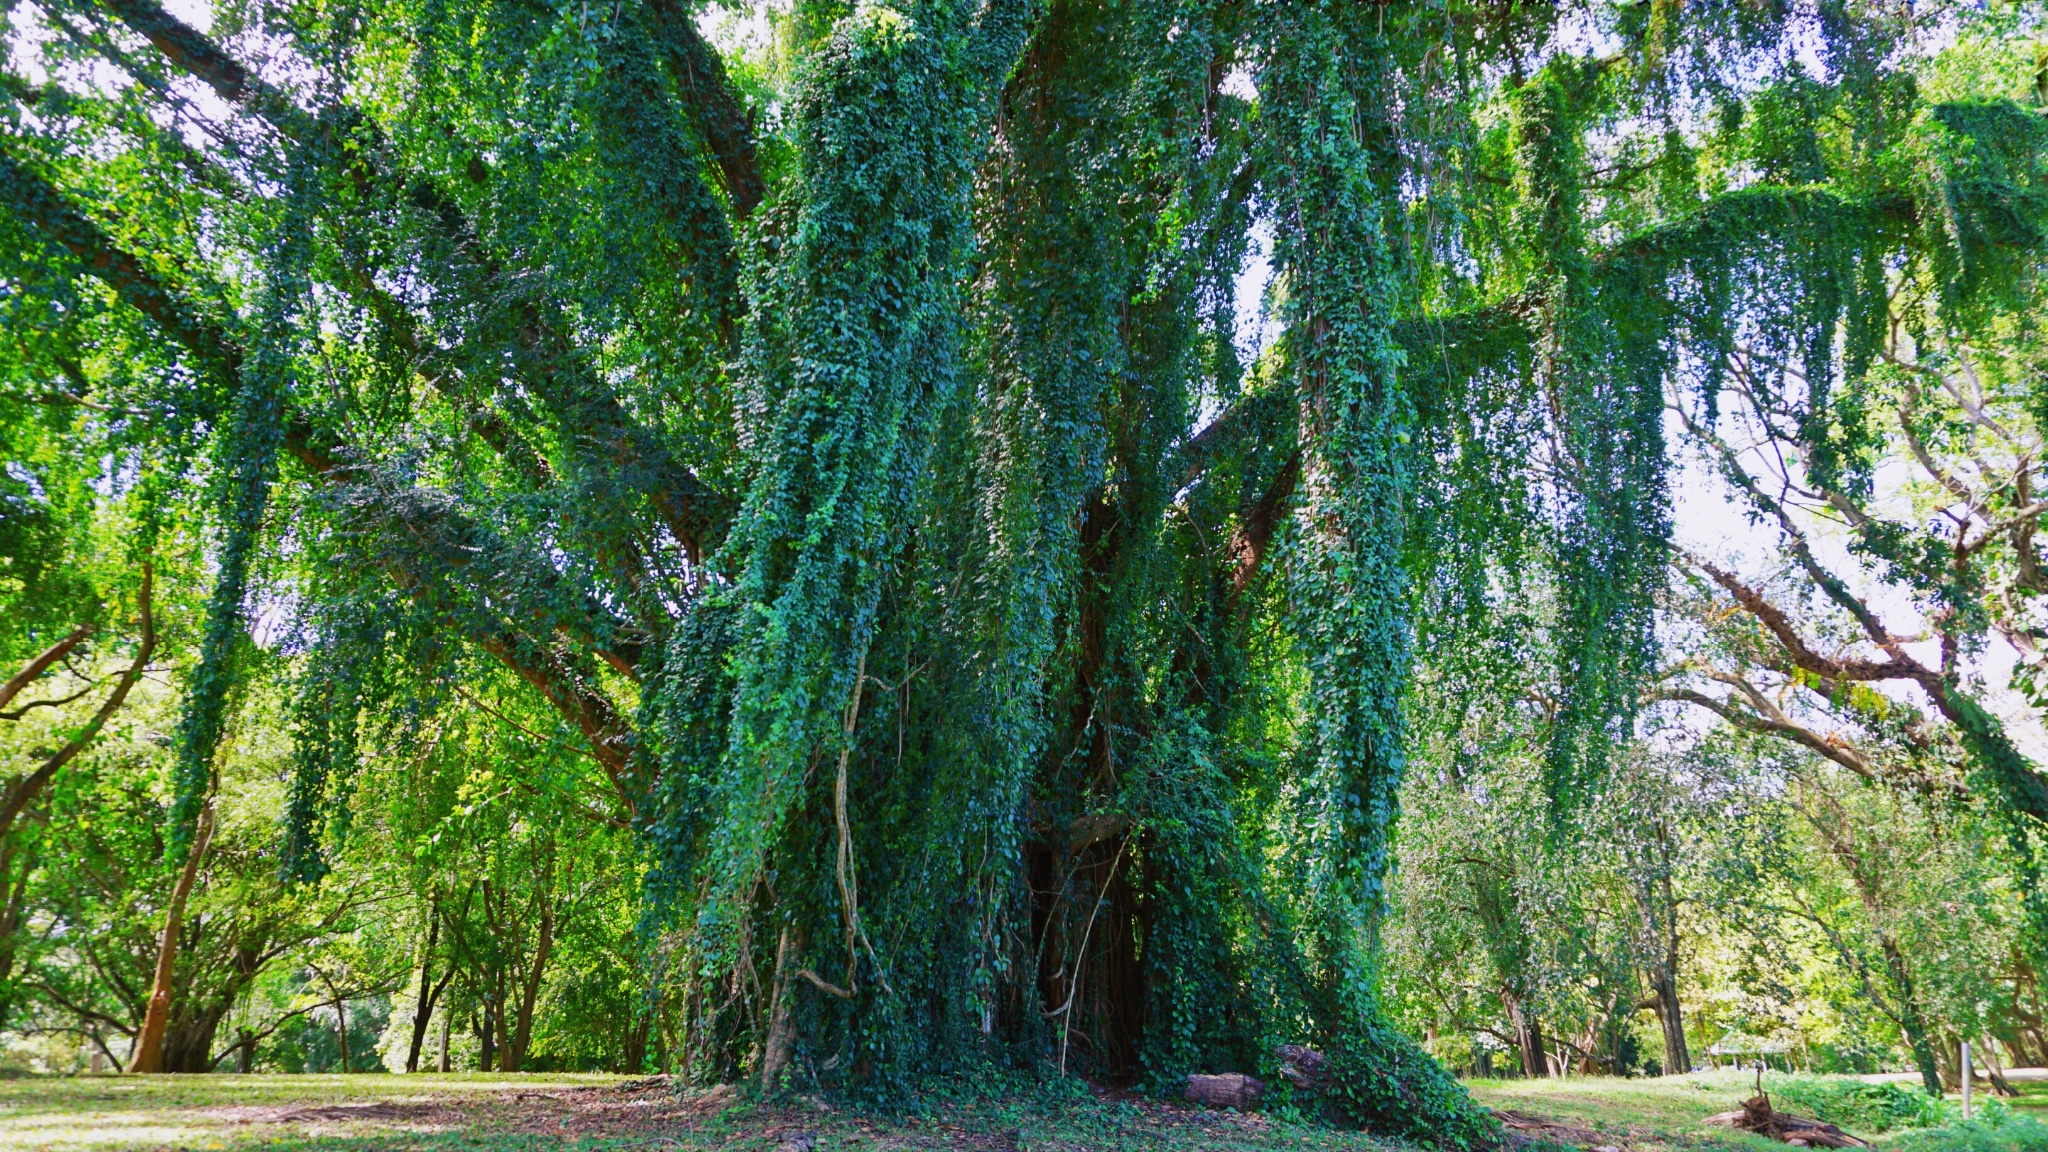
left=1035, top=830, right=1142, bottom=1083
left=1654, top=971, right=1690, bottom=1075
left=130, top=805, right=212, bottom=1074
left=1507, top=995, right=1548, bottom=1079
left=162, top=992, right=235, bottom=1073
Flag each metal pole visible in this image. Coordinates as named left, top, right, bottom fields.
left=1962, top=1041, right=1973, bottom=1120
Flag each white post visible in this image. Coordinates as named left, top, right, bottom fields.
left=1962, top=1041, right=1973, bottom=1120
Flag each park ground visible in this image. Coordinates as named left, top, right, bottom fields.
left=0, top=1068, right=2033, bottom=1152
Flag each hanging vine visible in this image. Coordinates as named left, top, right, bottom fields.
left=167, top=157, right=319, bottom=849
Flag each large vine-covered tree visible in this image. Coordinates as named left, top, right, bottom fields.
left=4, top=0, right=2047, bottom=1137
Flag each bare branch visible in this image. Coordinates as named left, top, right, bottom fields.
left=1897, top=382, right=1990, bottom=523
left=1659, top=687, right=1879, bottom=783
left=1677, top=548, right=1925, bottom=684
left=1675, top=401, right=1917, bottom=665
left=0, top=624, right=92, bottom=713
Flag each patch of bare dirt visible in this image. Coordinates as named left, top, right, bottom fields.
left=166, top=1077, right=1370, bottom=1150
left=198, top=1100, right=468, bottom=1129
left=1496, top=1107, right=1667, bottom=1152
left=193, top=1077, right=742, bottom=1141
left=509, top=1079, right=740, bottom=1140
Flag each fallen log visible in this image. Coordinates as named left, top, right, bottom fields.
left=1185, top=1072, right=1264, bottom=1110
left=1704, top=1094, right=1870, bottom=1148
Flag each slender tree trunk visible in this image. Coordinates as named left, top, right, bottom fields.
left=130, top=804, right=213, bottom=1074
left=505, top=898, right=553, bottom=1072
left=406, top=906, right=442, bottom=1073
left=480, top=880, right=509, bottom=1070
left=1983, top=1039, right=2018, bottom=1097
left=1646, top=883, right=1690, bottom=1075
left=0, top=839, right=33, bottom=1033
left=761, top=926, right=794, bottom=1090
left=1881, top=937, right=1943, bottom=1096
left=1608, top=1004, right=1628, bottom=1074
left=334, top=993, right=351, bottom=1072
left=493, top=974, right=510, bottom=1070
left=1631, top=825, right=1692, bottom=1076
left=478, top=1001, right=497, bottom=1072
left=623, top=1012, right=650, bottom=1074
left=438, top=1002, right=452, bottom=1072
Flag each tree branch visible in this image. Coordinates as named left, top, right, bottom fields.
left=91, top=0, right=736, bottom=561
left=1659, top=686, right=1880, bottom=782
left=1227, top=450, right=1301, bottom=624
left=0, top=564, right=155, bottom=843
left=645, top=0, right=764, bottom=217
left=0, top=624, right=92, bottom=713
left=1, top=141, right=644, bottom=809
left=1677, top=549, right=1923, bottom=684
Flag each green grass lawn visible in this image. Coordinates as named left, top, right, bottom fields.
left=0, top=1068, right=2023, bottom=1152
left=0, top=1072, right=615, bottom=1150
left=1465, top=1070, right=1789, bottom=1152
left=1996, top=1081, right=2048, bottom=1113
left=1465, top=1070, right=2048, bottom=1152
left=1466, top=1068, right=1765, bottom=1131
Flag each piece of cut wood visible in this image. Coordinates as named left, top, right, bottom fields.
left=1702, top=1095, right=1869, bottom=1148
left=1185, top=1072, right=1264, bottom=1110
